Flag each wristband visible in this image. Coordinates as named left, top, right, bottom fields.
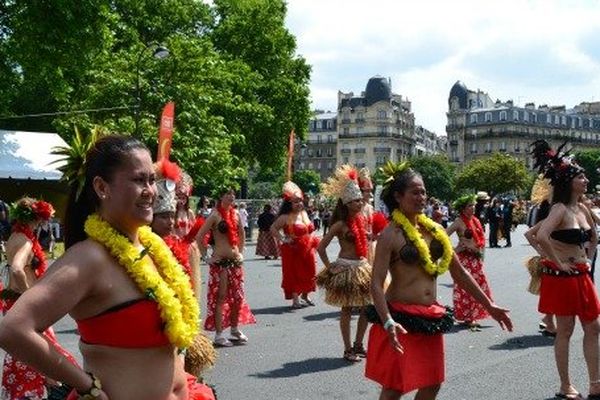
left=77, top=372, right=102, bottom=399
left=383, top=318, right=395, bottom=331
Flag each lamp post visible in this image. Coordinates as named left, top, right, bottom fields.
left=134, top=43, right=170, bottom=137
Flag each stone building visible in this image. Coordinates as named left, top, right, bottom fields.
left=446, top=81, right=600, bottom=167
left=337, top=76, right=416, bottom=171
left=295, top=112, right=338, bottom=181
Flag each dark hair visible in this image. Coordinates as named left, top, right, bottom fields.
left=64, top=135, right=148, bottom=249
left=551, top=177, right=574, bottom=205
left=381, top=168, right=422, bottom=212
left=278, top=200, right=293, bottom=216
left=535, top=200, right=551, bottom=224
left=330, top=199, right=348, bottom=225
left=263, top=204, right=272, bottom=212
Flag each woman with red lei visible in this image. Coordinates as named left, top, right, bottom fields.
left=270, top=181, right=320, bottom=309
left=446, top=194, right=493, bottom=331
left=196, top=187, right=256, bottom=347
left=317, top=165, right=372, bottom=362
left=0, top=197, right=77, bottom=400
left=529, top=140, right=600, bottom=400
left=358, top=168, right=388, bottom=264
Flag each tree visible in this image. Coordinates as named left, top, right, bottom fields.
left=408, top=155, right=456, bottom=201
left=293, top=170, right=321, bottom=196
left=574, top=149, right=600, bottom=194
left=455, top=153, right=530, bottom=196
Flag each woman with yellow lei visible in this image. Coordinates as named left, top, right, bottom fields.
left=365, top=161, right=513, bottom=400
left=0, top=133, right=214, bottom=400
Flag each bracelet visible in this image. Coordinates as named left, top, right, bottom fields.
left=77, top=372, right=102, bottom=399
left=383, top=318, right=395, bottom=331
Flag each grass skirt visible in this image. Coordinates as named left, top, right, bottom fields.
left=185, top=332, right=217, bottom=377
left=316, top=257, right=372, bottom=307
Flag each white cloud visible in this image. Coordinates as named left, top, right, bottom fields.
left=286, top=0, right=600, bottom=135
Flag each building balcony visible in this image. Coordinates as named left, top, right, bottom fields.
left=374, top=147, right=392, bottom=153
left=341, top=119, right=351, bottom=124
left=355, top=118, right=365, bottom=123
left=449, top=140, right=458, bottom=145
left=354, top=148, right=366, bottom=154
left=340, top=149, right=351, bottom=154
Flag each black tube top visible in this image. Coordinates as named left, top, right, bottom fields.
left=550, top=228, right=592, bottom=245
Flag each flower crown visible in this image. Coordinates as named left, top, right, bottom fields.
left=282, top=181, right=303, bottom=201
left=10, top=198, right=55, bottom=223
left=322, top=164, right=362, bottom=204
left=51, top=127, right=105, bottom=199
left=452, top=194, right=477, bottom=211
left=530, top=140, right=584, bottom=186
left=379, top=160, right=411, bottom=199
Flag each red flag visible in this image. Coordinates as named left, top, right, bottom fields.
left=286, top=129, right=295, bottom=181
left=157, top=102, right=175, bottom=161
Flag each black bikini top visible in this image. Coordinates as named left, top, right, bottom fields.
left=217, top=220, right=229, bottom=234
left=550, top=228, right=592, bottom=245
left=463, top=229, right=473, bottom=239
left=343, top=230, right=355, bottom=242
left=396, top=239, right=444, bottom=265
left=30, top=256, right=41, bottom=270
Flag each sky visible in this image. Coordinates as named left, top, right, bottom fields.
left=285, top=0, right=600, bottom=136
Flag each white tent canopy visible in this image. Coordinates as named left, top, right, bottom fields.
left=0, top=130, right=67, bottom=180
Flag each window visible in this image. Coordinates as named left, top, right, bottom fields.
left=531, top=113, right=537, bottom=123
left=317, top=135, right=322, bottom=143
left=327, top=119, right=333, bottom=129
left=561, top=116, right=566, bottom=125
left=572, top=118, right=576, bottom=128
left=308, top=162, right=313, bottom=169
left=470, top=143, right=477, bottom=153
left=470, top=114, right=478, bottom=124
left=328, top=162, right=333, bottom=170
left=327, top=147, right=333, bottom=157
left=307, top=149, right=313, bottom=157
left=343, top=127, right=349, bottom=135
left=343, top=112, right=350, bottom=121
left=499, top=111, right=507, bottom=121
left=500, top=141, right=506, bottom=151
left=327, top=134, right=333, bottom=143
left=485, top=112, right=492, bottom=122
left=524, top=111, right=529, bottom=122
left=377, top=110, right=387, bottom=119
left=546, top=114, right=551, bottom=124
left=486, top=142, right=492, bottom=152
left=513, top=110, right=519, bottom=121
left=321, top=120, right=327, bottom=130
left=554, top=115, right=560, bottom=125
left=378, top=126, right=388, bottom=135
left=451, top=149, right=457, bottom=160
left=356, top=112, right=364, bottom=121
left=300, top=147, right=306, bottom=156
left=317, top=162, right=321, bottom=170
left=357, top=126, right=364, bottom=134
left=299, top=162, right=305, bottom=169
left=316, top=149, right=322, bottom=157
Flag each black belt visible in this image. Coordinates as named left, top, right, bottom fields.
left=365, top=304, right=454, bottom=335
left=541, top=267, right=583, bottom=277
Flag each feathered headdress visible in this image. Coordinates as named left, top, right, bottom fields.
left=530, top=175, right=552, bottom=205
left=530, top=140, right=584, bottom=186
left=358, top=167, right=373, bottom=190
left=282, top=181, right=303, bottom=201
left=153, top=160, right=182, bottom=214
left=322, top=164, right=362, bottom=204
left=10, top=197, right=55, bottom=223
left=452, top=194, right=477, bottom=211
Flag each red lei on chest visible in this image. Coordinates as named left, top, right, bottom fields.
left=347, top=214, right=368, bottom=258
left=162, top=235, right=193, bottom=278
left=217, top=205, right=239, bottom=248
left=12, top=223, right=47, bottom=277
left=460, top=214, right=485, bottom=249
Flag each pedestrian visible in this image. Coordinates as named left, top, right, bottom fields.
left=317, top=165, right=371, bottom=362
left=530, top=140, right=600, bottom=400
left=256, top=204, right=279, bottom=260
left=502, top=198, right=514, bottom=247
left=364, top=161, right=512, bottom=400
left=0, top=135, right=216, bottom=399
left=196, top=187, right=256, bottom=347
left=270, top=181, right=319, bottom=309
left=238, top=202, right=250, bottom=240
left=446, top=194, right=493, bottom=332
left=322, top=208, right=331, bottom=235
left=486, top=198, right=501, bottom=248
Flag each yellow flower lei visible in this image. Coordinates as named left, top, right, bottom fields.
left=84, top=214, right=199, bottom=349
left=391, top=209, right=453, bottom=276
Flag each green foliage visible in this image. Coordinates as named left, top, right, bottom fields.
left=574, top=149, right=600, bottom=194
left=293, top=170, right=321, bottom=195
left=0, top=0, right=311, bottom=193
left=408, top=155, right=456, bottom=201
left=455, top=153, right=530, bottom=196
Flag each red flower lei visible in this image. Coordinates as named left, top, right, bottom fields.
left=163, top=235, right=193, bottom=279
left=12, top=223, right=47, bottom=278
left=347, top=214, right=368, bottom=258
left=217, top=205, right=239, bottom=248
left=460, top=213, right=485, bottom=249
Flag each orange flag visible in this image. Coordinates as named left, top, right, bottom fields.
left=157, top=102, right=175, bottom=161
left=286, top=129, right=295, bottom=181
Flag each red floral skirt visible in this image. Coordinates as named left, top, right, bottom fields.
left=453, top=251, right=491, bottom=322
left=255, top=231, right=280, bottom=258
left=204, top=262, right=256, bottom=331
left=365, top=302, right=445, bottom=394
left=538, top=259, right=600, bottom=322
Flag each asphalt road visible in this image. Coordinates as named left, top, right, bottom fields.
left=1, top=224, right=596, bottom=399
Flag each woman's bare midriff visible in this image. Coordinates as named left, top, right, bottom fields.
left=551, top=239, right=588, bottom=265
left=385, top=261, right=437, bottom=306
left=80, top=342, right=188, bottom=400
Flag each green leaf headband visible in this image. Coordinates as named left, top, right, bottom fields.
left=452, top=194, right=477, bottom=211
left=51, top=127, right=105, bottom=200
left=378, top=160, right=411, bottom=198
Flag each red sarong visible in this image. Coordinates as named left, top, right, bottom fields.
left=539, top=259, right=600, bottom=322
left=453, top=251, right=491, bottom=322
left=365, top=302, right=445, bottom=394
left=204, top=261, right=256, bottom=331
left=280, top=224, right=318, bottom=299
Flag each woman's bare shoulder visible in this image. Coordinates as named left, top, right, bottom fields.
left=50, top=239, right=111, bottom=273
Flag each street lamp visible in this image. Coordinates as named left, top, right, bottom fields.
left=134, top=43, right=170, bottom=137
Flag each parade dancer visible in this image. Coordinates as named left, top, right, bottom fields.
left=358, top=168, right=387, bottom=264
left=317, top=165, right=372, bottom=362
left=530, top=140, right=600, bottom=400
left=0, top=197, right=78, bottom=400
left=0, top=134, right=215, bottom=399
left=446, top=194, right=493, bottom=332
left=196, top=187, right=256, bottom=347
left=270, top=181, right=319, bottom=309
left=365, top=161, right=512, bottom=400
left=150, top=159, right=217, bottom=378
